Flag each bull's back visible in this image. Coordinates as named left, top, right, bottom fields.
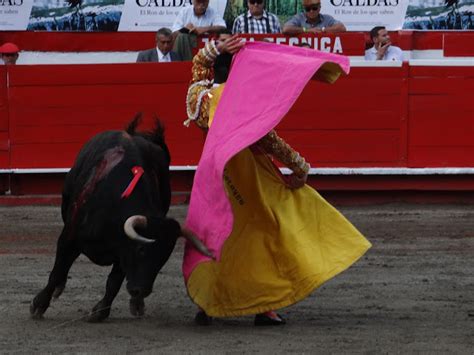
left=61, top=131, right=129, bottom=222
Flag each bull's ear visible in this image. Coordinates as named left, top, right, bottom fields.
left=125, top=113, right=143, bottom=135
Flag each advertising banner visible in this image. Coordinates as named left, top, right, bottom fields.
left=118, top=0, right=227, bottom=32
left=0, top=0, right=473, bottom=31
left=404, top=0, right=474, bottom=30
left=27, top=0, right=125, bottom=31
left=320, top=0, right=409, bottom=31
left=0, top=1, right=33, bottom=31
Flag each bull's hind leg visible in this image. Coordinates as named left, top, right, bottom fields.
left=30, top=229, right=80, bottom=319
left=88, top=262, right=125, bottom=323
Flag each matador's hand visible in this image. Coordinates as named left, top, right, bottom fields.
left=216, top=35, right=245, bottom=55
left=286, top=172, right=308, bottom=189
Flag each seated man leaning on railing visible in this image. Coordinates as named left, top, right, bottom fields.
left=365, top=26, right=404, bottom=62
left=171, top=0, right=226, bottom=61
left=282, top=0, right=346, bottom=35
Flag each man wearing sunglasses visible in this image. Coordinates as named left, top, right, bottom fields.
left=232, top=0, right=281, bottom=34
left=283, top=0, right=346, bottom=35
left=172, top=0, right=226, bottom=60
left=0, top=42, right=20, bottom=65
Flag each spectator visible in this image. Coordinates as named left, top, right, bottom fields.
left=172, top=0, right=226, bottom=61
left=0, top=42, right=20, bottom=65
left=232, top=0, right=281, bottom=34
left=136, top=28, right=182, bottom=63
left=365, top=26, right=403, bottom=61
left=283, top=0, right=346, bottom=35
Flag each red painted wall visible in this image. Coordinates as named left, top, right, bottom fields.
left=7, top=62, right=204, bottom=169
left=408, top=66, right=474, bottom=167
left=0, top=31, right=473, bottom=195
left=0, top=67, right=9, bottom=169
left=3, top=61, right=473, bottom=172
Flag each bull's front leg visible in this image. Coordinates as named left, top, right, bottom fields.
left=129, top=297, right=145, bottom=318
left=30, top=229, right=80, bottom=319
left=88, top=262, right=125, bottom=323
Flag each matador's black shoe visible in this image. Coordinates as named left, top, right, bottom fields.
left=254, top=311, right=286, bottom=326
left=195, top=310, right=213, bottom=326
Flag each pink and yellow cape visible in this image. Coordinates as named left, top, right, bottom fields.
left=183, top=42, right=371, bottom=317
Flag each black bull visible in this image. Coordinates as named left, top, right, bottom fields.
left=30, top=116, right=212, bottom=322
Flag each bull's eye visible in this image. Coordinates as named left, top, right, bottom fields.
left=136, top=245, right=146, bottom=257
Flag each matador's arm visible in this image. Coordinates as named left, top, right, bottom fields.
left=257, top=130, right=310, bottom=178
left=184, top=41, right=219, bottom=130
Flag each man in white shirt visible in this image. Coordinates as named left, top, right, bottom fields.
left=172, top=0, right=226, bottom=61
left=365, top=26, right=404, bottom=62
left=137, top=28, right=182, bottom=63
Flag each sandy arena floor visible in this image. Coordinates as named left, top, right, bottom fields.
left=0, top=203, right=473, bottom=353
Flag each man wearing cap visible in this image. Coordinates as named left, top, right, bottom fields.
left=0, top=43, right=20, bottom=65
left=232, top=0, right=281, bottom=34
left=283, top=0, right=346, bottom=35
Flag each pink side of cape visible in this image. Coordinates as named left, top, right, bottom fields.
left=183, top=42, right=350, bottom=281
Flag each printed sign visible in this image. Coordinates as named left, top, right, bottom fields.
left=0, top=0, right=33, bottom=31
left=27, top=0, right=125, bottom=31
left=404, top=0, right=474, bottom=30
left=320, top=0, right=409, bottom=31
left=0, top=0, right=473, bottom=32
left=118, top=0, right=227, bottom=31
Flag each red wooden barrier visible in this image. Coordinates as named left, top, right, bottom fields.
left=0, top=67, right=8, bottom=167
left=7, top=62, right=203, bottom=168
left=408, top=66, right=474, bottom=167
left=0, top=67, right=9, bottom=193
left=443, top=33, right=474, bottom=57
left=1, top=31, right=470, bottom=53
left=6, top=63, right=412, bottom=169
left=280, top=65, right=407, bottom=167
left=1, top=61, right=474, bottom=195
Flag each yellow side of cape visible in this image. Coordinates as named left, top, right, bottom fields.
left=186, top=136, right=371, bottom=317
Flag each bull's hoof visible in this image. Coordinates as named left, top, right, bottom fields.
left=129, top=297, right=145, bottom=317
left=30, top=301, right=46, bottom=320
left=52, top=282, right=66, bottom=299
left=87, top=301, right=111, bottom=323
left=30, top=294, right=50, bottom=320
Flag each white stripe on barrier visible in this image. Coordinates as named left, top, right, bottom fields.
left=409, top=58, right=474, bottom=66
left=350, top=60, right=403, bottom=67
left=1, top=167, right=473, bottom=175
left=16, top=51, right=474, bottom=66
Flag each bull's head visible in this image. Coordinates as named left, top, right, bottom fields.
left=121, top=215, right=213, bottom=299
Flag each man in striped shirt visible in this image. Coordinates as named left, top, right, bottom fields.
left=232, top=0, right=281, bottom=34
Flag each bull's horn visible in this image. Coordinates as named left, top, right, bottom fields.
left=124, top=215, right=155, bottom=244
left=181, top=227, right=215, bottom=259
